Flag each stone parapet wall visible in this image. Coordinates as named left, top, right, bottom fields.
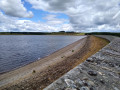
left=44, top=35, right=120, bottom=90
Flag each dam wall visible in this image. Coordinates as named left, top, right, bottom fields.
left=44, top=35, right=120, bottom=90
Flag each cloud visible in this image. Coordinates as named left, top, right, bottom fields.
left=113, top=11, right=120, bottom=19
left=0, top=0, right=120, bottom=32
left=0, top=11, right=73, bottom=32
left=26, top=0, right=120, bottom=32
left=0, top=0, right=33, bottom=18
left=43, top=14, right=68, bottom=25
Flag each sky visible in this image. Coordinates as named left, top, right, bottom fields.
left=0, top=0, right=120, bottom=32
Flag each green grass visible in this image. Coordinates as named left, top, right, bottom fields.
left=72, top=50, right=74, bottom=52
left=85, top=32, right=120, bottom=37
left=32, top=70, right=36, bottom=73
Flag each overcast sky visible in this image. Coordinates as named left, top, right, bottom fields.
left=0, top=0, right=120, bottom=32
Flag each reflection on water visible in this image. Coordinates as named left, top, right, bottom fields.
left=0, top=35, right=85, bottom=73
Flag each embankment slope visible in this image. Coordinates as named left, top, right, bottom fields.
left=45, top=35, right=120, bottom=90
left=0, top=36, right=109, bottom=90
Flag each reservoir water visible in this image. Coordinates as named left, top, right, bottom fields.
left=0, top=35, right=85, bottom=73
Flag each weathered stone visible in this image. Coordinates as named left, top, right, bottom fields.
left=109, top=63, right=115, bottom=67
left=100, top=79, right=105, bottom=84
left=80, top=86, right=89, bottom=90
left=65, top=88, right=77, bottom=90
left=89, top=86, right=96, bottom=90
left=83, top=82, right=88, bottom=86
left=88, top=71, right=97, bottom=76
left=65, top=79, right=76, bottom=88
left=75, top=79, right=84, bottom=86
left=118, top=72, right=120, bottom=78
left=86, top=59, right=94, bottom=63
left=113, top=87, right=119, bottom=90
left=88, top=81, right=94, bottom=86
left=90, top=87, right=94, bottom=90
left=83, top=77, right=89, bottom=81
left=98, top=72, right=103, bottom=75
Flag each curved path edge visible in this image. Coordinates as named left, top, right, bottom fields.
left=44, top=35, right=120, bottom=90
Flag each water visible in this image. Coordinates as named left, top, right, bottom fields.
left=0, top=35, right=85, bottom=73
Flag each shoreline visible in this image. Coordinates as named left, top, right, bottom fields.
left=0, top=36, right=87, bottom=89
left=45, top=36, right=120, bottom=90
left=0, top=35, right=109, bottom=89
left=0, top=35, right=86, bottom=74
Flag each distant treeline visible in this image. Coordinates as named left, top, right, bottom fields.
left=1, top=32, right=120, bottom=36
left=85, top=32, right=120, bottom=37
left=0, top=32, right=49, bottom=35
left=0, top=32, right=84, bottom=35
